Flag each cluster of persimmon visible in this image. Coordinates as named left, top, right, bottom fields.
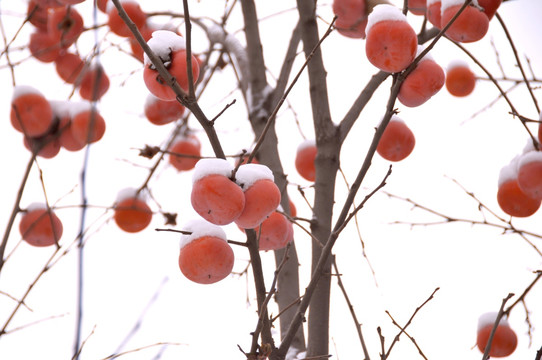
left=10, top=85, right=106, bottom=158
left=174, top=158, right=295, bottom=284
left=497, top=125, right=542, bottom=218
left=476, top=312, right=518, bottom=357
left=333, top=0, right=502, bottom=44
left=27, top=0, right=110, bottom=101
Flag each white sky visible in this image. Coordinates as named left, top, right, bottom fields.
left=0, top=1, right=542, bottom=359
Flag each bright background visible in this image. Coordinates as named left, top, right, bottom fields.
left=0, top=1, right=541, bottom=359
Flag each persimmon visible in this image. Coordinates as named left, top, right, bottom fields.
left=143, top=31, right=199, bottom=101
left=234, top=164, right=281, bottom=229
left=476, top=312, right=518, bottom=358
left=168, top=134, right=201, bottom=171
left=107, top=0, right=147, bottom=37
left=27, top=0, right=49, bottom=31
left=69, top=102, right=106, bottom=145
left=517, top=151, right=542, bottom=200
left=29, top=29, right=61, bottom=63
left=445, top=60, right=476, bottom=97
left=426, top=0, right=441, bottom=28
left=19, top=203, right=63, bottom=247
left=365, top=4, right=418, bottom=73
left=48, top=5, right=84, bottom=48
left=397, top=47, right=445, bottom=107
left=376, top=116, right=415, bottom=162
left=97, top=0, right=108, bottom=12
left=113, top=189, right=153, bottom=233
left=191, top=159, right=245, bottom=225
left=55, top=51, right=85, bottom=84
left=50, top=100, right=85, bottom=152
left=333, top=0, right=368, bottom=39
left=478, top=0, right=502, bottom=20
left=497, top=160, right=541, bottom=217
left=23, top=134, right=61, bottom=158
left=144, top=93, right=185, bottom=125
left=295, top=139, right=317, bottom=182
left=407, top=0, right=426, bottom=15
left=78, top=63, right=110, bottom=101
left=10, top=86, right=54, bottom=138
left=441, top=0, right=489, bottom=43
left=178, top=219, right=235, bottom=285
left=256, top=211, right=292, bottom=251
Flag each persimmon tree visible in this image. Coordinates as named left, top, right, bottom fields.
left=0, top=0, right=541, bottom=359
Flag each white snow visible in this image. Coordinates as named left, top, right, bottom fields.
left=172, top=133, right=201, bottom=148
left=49, top=100, right=72, bottom=118
left=144, top=30, right=186, bottom=66
left=235, top=163, right=274, bottom=190
left=116, top=187, right=147, bottom=202
left=297, top=138, right=316, bottom=151
left=26, top=202, right=48, bottom=212
left=447, top=59, right=469, bottom=71
left=498, top=156, right=520, bottom=186
left=192, top=158, right=233, bottom=183
left=106, top=0, right=139, bottom=15
left=69, top=101, right=94, bottom=118
left=366, top=4, right=407, bottom=35
left=179, top=218, right=227, bottom=249
left=477, top=311, right=509, bottom=330
left=441, top=0, right=467, bottom=13
left=427, top=0, right=441, bottom=6
left=12, top=85, right=43, bottom=101
left=518, top=150, right=542, bottom=168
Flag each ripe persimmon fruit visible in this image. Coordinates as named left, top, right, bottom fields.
left=295, top=139, right=317, bottom=182
left=191, top=159, right=245, bottom=225
left=445, top=61, right=476, bottom=97
left=376, top=116, right=415, bottom=162
left=178, top=219, right=234, bottom=284
left=476, top=312, right=518, bottom=358
left=168, top=135, right=201, bottom=171
left=19, top=204, right=63, bottom=247
left=365, top=4, right=418, bottom=73
left=114, top=192, right=153, bottom=233
left=10, top=86, right=54, bottom=138
left=234, top=164, right=281, bottom=229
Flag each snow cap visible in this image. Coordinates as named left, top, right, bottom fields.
left=518, top=150, right=542, bottom=168
left=192, top=158, right=233, bottom=184
left=297, top=138, right=316, bottom=152
left=69, top=101, right=94, bottom=118
left=106, top=0, right=139, bottom=14
left=235, top=163, right=274, bottom=190
left=49, top=100, right=72, bottom=118
left=12, top=85, right=43, bottom=101
left=179, top=218, right=227, bottom=249
left=478, top=312, right=510, bottom=330
left=498, top=156, right=520, bottom=187
left=366, top=4, right=407, bottom=35
left=26, top=202, right=49, bottom=212
left=447, top=59, right=470, bottom=71
left=427, top=0, right=441, bottom=6
left=116, top=187, right=147, bottom=202
left=144, top=30, right=186, bottom=66
left=441, top=0, right=468, bottom=13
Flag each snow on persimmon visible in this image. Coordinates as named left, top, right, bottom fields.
left=234, top=164, right=281, bottom=229
left=113, top=188, right=153, bottom=233
left=191, top=158, right=245, bottom=225
left=178, top=219, right=235, bottom=284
